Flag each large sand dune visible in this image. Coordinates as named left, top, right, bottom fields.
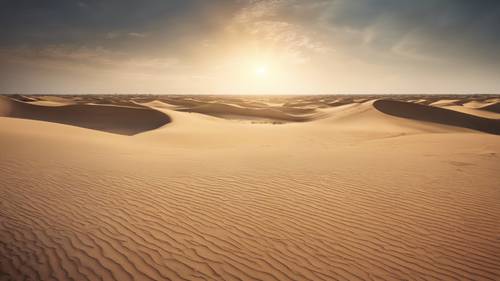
left=0, top=97, right=171, bottom=135
left=1, top=94, right=499, bottom=280
left=373, top=99, right=500, bottom=135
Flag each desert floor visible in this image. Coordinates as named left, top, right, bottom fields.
left=1, top=94, right=499, bottom=280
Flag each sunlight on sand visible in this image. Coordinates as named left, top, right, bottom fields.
left=0, top=94, right=499, bottom=280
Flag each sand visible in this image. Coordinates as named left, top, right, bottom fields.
left=1, top=94, right=499, bottom=280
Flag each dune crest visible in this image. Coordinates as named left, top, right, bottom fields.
left=0, top=97, right=171, bottom=135
left=480, top=102, right=500, bottom=113
left=373, top=99, right=500, bottom=135
left=177, top=102, right=324, bottom=122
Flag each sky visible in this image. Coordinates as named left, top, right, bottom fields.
left=1, top=0, right=499, bottom=95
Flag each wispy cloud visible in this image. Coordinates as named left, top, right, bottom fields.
left=0, top=0, right=499, bottom=93
left=226, top=0, right=330, bottom=63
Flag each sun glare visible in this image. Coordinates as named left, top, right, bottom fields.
left=255, top=65, right=269, bottom=78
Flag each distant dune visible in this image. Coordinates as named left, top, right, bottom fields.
left=480, top=102, right=500, bottom=113
left=1, top=94, right=499, bottom=281
left=177, top=102, right=322, bottom=122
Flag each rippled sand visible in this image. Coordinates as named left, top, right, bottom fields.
left=1, top=94, right=499, bottom=280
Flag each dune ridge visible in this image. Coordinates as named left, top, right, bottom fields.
left=373, top=99, right=500, bottom=135
left=0, top=97, right=171, bottom=135
left=480, top=102, right=500, bottom=113
left=177, top=102, right=323, bottom=122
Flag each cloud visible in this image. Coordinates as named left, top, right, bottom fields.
left=77, top=1, right=87, bottom=8
left=105, top=32, right=148, bottom=40
left=226, top=0, right=330, bottom=63
left=2, top=0, right=498, bottom=66
left=128, top=32, right=148, bottom=38
left=0, top=0, right=499, bottom=93
left=0, top=45, right=179, bottom=76
left=0, top=0, right=234, bottom=47
left=317, top=0, right=500, bottom=65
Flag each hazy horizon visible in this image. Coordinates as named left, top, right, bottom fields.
left=1, top=0, right=500, bottom=94
left=3, top=92, right=500, bottom=96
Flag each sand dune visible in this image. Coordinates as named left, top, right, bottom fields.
left=1, top=94, right=499, bottom=281
left=443, top=105, right=500, bottom=120
left=0, top=97, right=171, bottom=135
left=373, top=99, right=500, bottom=135
left=429, top=99, right=461, bottom=107
left=177, top=102, right=323, bottom=122
left=480, top=102, right=500, bottom=113
left=317, top=101, right=465, bottom=136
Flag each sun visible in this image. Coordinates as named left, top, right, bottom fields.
left=255, top=65, right=269, bottom=78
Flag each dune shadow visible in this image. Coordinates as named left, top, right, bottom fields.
left=0, top=97, right=171, bottom=136
left=178, top=102, right=318, bottom=122
left=373, top=99, right=500, bottom=135
left=480, top=102, right=500, bottom=114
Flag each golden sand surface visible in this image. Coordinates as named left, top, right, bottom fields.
left=1, top=94, right=499, bottom=280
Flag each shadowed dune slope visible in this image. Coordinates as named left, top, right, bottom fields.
left=178, top=102, right=322, bottom=122
left=373, top=99, right=500, bottom=135
left=0, top=97, right=171, bottom=135
left=480, top=102, right=500, bottom=113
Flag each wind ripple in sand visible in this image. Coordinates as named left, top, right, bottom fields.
left=1, top=95, right=500, bottom=280
left=1, top=166, right=499, bottom=280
